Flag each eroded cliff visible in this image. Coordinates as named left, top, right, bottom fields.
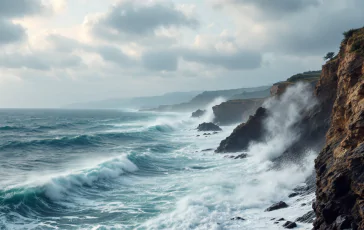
left=314, top=27, right=364, bottom=230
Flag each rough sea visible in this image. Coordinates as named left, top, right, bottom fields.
left=0, top=88, right=317, bottom=230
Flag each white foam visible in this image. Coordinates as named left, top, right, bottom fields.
left=247, top=83, right=317, bottom=162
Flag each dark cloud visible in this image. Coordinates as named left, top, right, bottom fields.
left=90, top=1, right=198, bottom=41
left=265, top=0, right=364, bottom=55
left=0, top=52, right=82, bottom=70
left=0, top=0, right=48, bottom=46
left=0, top=19, right=26, bottom=44
left=235, top=0, right=319, bottom=15
left=214, top=0, right=319, bottom=18
left=0, top=0, right=45, bottom=17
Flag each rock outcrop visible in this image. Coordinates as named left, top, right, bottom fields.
left=212, top=99, right=264, bottom=125
left=265, top=201, right=289, bottom=212
left=191, top=109, right=206, bottom=118
left=197, top=122, right=222, bottom=132
left=313, top=27, right=364, bottom=230
left=215, top=107, right=267, bottom=153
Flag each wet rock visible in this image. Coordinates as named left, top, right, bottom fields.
left=201, top=148, right=214, bottom=152
left=230, top=217, right=245, bottom=221
left=283, top=221, right=297, bottom=229
left=296, top=210, right=315, bottom=223
left=265, top=201, right=289, bottom=212
left=191, top=109, right=206, bottom=118
left=234, top=153, right=248, bottom=159
left=197, top=122, right=222, bottom=132
left=335, top=215, right=351, bottom=229
left=216, top=107, right=267, bottom=153
left=223, top=154, right=248, bottom=159
left=288, top=192, right=299, bottom=198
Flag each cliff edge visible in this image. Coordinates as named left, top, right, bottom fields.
left=314, top=27, right=364, bottom=230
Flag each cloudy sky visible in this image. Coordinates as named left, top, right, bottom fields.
left=0, top=0, right=363, bottom=108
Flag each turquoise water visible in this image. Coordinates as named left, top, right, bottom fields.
left=0, top=106, right=315, bottom=229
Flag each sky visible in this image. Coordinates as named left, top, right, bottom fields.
left=0, top=0, right=363, bottom=108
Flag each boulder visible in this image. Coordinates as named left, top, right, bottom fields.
left=191, top=109, right=206, bottom=118
left=197, top=122, right=222, bottom=132
left=283, top=221, right=297, bottom=229
left=265, top=201, right=289, bottom=212
left=230, top=217, right=245, bottom=221
left=296, top=211, right=315, bottom=223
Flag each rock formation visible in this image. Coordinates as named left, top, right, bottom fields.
left=215, top=107, right=267, bottom=153
left=212, top=99, right=264, bottom=125
left=191, top=109, right=206, bottom=118
left=313, top=27, right=364, bottom=230
left=197, top=122, right=222, bottom=132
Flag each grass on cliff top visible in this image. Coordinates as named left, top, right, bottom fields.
left=286, top=70, right=321, bottom=83
left=343, top=27, right=364, bottom=56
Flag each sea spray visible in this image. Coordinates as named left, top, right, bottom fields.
left=248, top=83, right=317, bottom=162
left=200, top=97, right=226, bottom=123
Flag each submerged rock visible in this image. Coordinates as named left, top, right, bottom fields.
left=197, top=122, right=222, bottom=132
left=191, top=109, right=206, bottom=118
left=283, top=221, right=297, bottom=229
left=288, top=192, right=299, bottom=198
left=201, top=148, right=214, bottom=152
left=296, top=210, right=315, bottom=223
left=265, top=201, right=289, bottom=212
left=230, top=217, right=245, bottom=221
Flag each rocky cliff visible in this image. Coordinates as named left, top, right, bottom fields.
left=212, top=98, right=264, bottom=125
left=215, top=107, right=268, bottom=153
left=313, top=27, right=364, bottom=230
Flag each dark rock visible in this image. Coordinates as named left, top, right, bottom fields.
left=197, top=122, right=222, bottom=132
left=274, top=222, right=279, bottom=224
left=301, top=203, right=306, bottom=206
left=335, top=215, right=351, bottom=229
left=196, top=135, right=200, bottom=137
left=288, top=192, right=299, bottom=198
left=296, top=211, right=315, bottom=223
left=216, top=107, right=267, bottom=153
left=201, top=148, right=214, bottom=152
left=271, top=218, right=276, bottom=220
left=230, top=217, right=245, bottom=221
left=213, top=132, right=218, bottom=134
left=191, top=109, right=206, bottom=118
left=234, top=153, right=248, bottom=159
left=265, top=201, right=289, bottom=212
left=278, top=218, right=285, bottom=221
left=283, top=221, right=297, bottom=229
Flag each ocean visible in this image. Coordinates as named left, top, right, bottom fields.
left=0, top=96, right=316, bottom=229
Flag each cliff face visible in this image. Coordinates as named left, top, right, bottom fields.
left=314, top=28, right=364, bottom=230
left=212, top=98, right=264, bottom=125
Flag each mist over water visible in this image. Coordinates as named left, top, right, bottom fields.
left=0, top=85, right=317, bottom=229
